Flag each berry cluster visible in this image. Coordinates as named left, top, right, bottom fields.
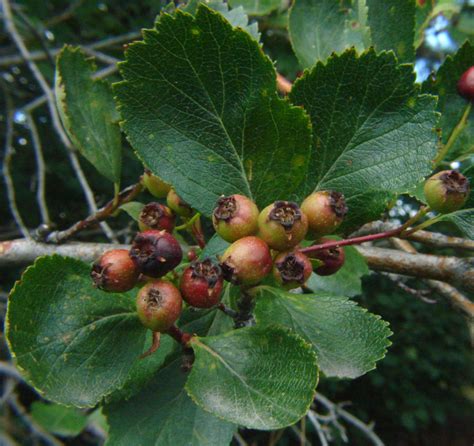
left=91, top=173, right=350, bottom=337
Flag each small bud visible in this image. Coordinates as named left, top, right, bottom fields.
left=424, top=170, right=470, bottom=213
left=301, top=191, right=348, bottom=238
left=91, top=249, right=139, bottom=292
left=167, top=188, right=193, bottom=218
left=212, top=194, right=259, bottom=242
left=220, top=236, right=272, bottom=286
left=457, top=66, right=474, bottom=102
left=257, top=201, right=308, bottom=251
left=142, top=169, right=172, bottom=198
left=136, top=280, right=182, bottom=332
left=130, top=230, right=183, bottom=277
left=273, top=251, right=312, bottom=290
left=307, top=239, right=345, bottom=276
left=180, top=259, right=224, bottom=308
left=138, top=202, right=175, bottom=233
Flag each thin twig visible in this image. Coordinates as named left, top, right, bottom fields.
left=307, top=411, right=329, bottom=446
left=25, top=112, right=50, bottom=225
left=1, top=86, right=31, bottom=239
left=381, top=272, right=437, bottom=304
left=233, top=432, right=248, bottom=446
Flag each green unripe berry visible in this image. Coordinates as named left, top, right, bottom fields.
left=136, top=280, right=182, bottom=332
left=301, top=191, right=348, bottom=238
left=167, top=188, right=193, bottom=218
left=424, top=170, right=470, bottom=214
left=212, top=194, right=259, bottom=242
left=257, top=201, right=308, bottom=251
left=142, top=170, right=171, bottom=198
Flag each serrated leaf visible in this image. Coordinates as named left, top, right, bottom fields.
left=199, top=234, right=230, bottom=260
left=254, top=287, right=391, bottom=379
left=119, top=201, right=145, bottom=221
left=422, top=42, right=474, bottom=162
left=186, top=326, right=318, bottom=430
left=289, top=0, right=368, bottom=68
left=306, top=244, right=369, bottom=297
left=115, top=5, right=312, bottom=216
left=290, top=48, right=438, bottom=230
left=6, top=256, right=146, bottom=407
left=228, top=0, right=280, bottom=16
left=31, top=402, right=88, bottom=437
left=55, top=46, right=122, bottom=183
left=437, top=208, right=474, bottom=240
left=366, top=0, right=415, bottom=63
left=104, top=358, right=236, bottom=446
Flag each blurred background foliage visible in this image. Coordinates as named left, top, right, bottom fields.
left=0, top=0, right=473, bottom=445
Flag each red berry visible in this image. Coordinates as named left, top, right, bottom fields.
left=301, top=191, right=348, bottom=238
left=424, top=170, right=470, bottom=214
left=257, top=201, right=308, bottom=251
left=273, top=251, right=312, bottom=290
left=136, top=280, right=182, bottom=332
left=220, top=236, right=272, bottom=286
left=142, top=169, right=171, bottom=198
left=91, top=249, right=139, bottom=292
left=167, top=188, right=193, bottom=218
left=212, top=194, right=259, bottom=242
left=308, top=239, right=345, bottom=276
left=187, top=249, right=198, bottom=262
left=180, top=259, right=224, bottom=308
left=130, top=230, right=183, bottom=278
left=138, top=202, right=175, bottom=233
left=457, top=66, right=474, bottom=102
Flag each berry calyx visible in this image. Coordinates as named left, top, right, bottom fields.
left=129, top=230, right=183, bottom=278
left=142, top=169, right=171, bottom=198
left=138, top=202, right=176, bottom=233
left=307, top=239, right=346, bottom=276
left=257, top=201, right=308, bottom=251
left=212, top=194, right=259, bottom=242
left=180, top=259, right=224, bottom=308
left=136, top=280, right=182, bottom=332
left=91, top=249, right=139, bottom=292
left=167, top=188, right=193, bottom=218
left=457, top=66, right=474, bottom=102
left=273, top=251, right=312, bottom=290
left=424, top=170, right=470, bottom=213
left=301, top=191, right=348, bottom=238
left=220, top=236, right=272, bottom=286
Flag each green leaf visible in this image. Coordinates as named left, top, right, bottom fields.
left=115, top=5, right=312, bottom=216
left=6, top=256, right=146, bottom=407
left=104, top=358, right=236, bottom=446
left=306, top=244, right=369, bottom=297
left=254, top=287, right=392, bottom=379
left=199, top=234, right=230, bottom=260
left=290, top=48, right=438, bottom=230
left=422, top=42, right=474, bottom=162
left=55, top=46, right=122, bottom=183
left=437, top=209, right=474, bottom=240
left=183, top=0, right=260, bottom=41
left=186, top=326, right=318, bottom=430
left=289, top=0, right=368, bottom=68
left=228, top=0, right=280, bottom=16
left=31, top=402, right=88, bottom=437
left=463, top=165, right=474, bottom=209
left=366, top=0, right=415, bottom=63
left=119, top=201, right=145, bottom=221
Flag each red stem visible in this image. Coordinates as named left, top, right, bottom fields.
left=166, top=325, right=192, bottom=346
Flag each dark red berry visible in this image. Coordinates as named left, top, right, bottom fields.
left=187, top=249, right=197, bottom=262
left=167, top=188, right=193, bottom=218
left=273, top=251, right=312, bottom=290
left=301, top=191, right=348, bottom=238
left=91, top=249, right=139, bottom=292
left=457, top=66, right=474, bottom=102
left=212, top=194, right=259, bottom=242
left=129, top=230, right=183, bottom=278
left=180, top=259, right=224, bottom=308
left=142, top=169, right=171, bottom=198
left=308, top=239, right=346, bottom=276
left=136, top=280, right=182, bottom=332
left=138, top=202, right=176, bottom=232
left=220, top=236, right=272, bottom=286
left=258, top=201, right=308, bottom=251
left=424, top=170, right=470, bottom=213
